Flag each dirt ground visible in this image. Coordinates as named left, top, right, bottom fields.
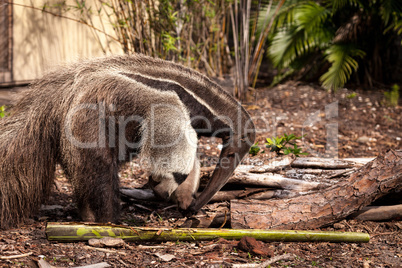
left=0, top=82, right=401, bottom=267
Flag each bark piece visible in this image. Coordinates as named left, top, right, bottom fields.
left=237, top=236, right=274, bottom=257
left=231, top=150, right=402, bottom=229
left=88, top=237, right=125, bottom=248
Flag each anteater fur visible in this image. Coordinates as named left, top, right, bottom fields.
left=0, top=54, right=255, bottom=229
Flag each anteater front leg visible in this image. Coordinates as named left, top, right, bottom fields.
left=173, top=158, right=200, bottom=210
left=62, top=148, right=120, bottom=223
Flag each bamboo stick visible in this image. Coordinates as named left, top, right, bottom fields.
left=46, top=222, right=369, bottom=243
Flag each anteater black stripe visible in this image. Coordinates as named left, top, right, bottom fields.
left=121, top=72, right=231, bottom=138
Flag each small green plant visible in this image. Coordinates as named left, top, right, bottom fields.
left=384, top=84, right=400, bottom=107
left=249, top=134, right=308, bottom=157
left=383, top=115, right=394, bottom=122
left=346, top=92, right=357, bottom=99
left=154, top=212, right=164, bottom=223
left=265, top=134, right=308, bottom=157
left=249, top=142, right=261, bottom=156
left=0, top=105, right=6, bottom=118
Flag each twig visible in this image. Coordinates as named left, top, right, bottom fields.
left=0, top=252, right=33, bottom=259
left=137, top=245, right=167, bottom=249
left=83, top=245, right=125, bottom=255
left=371, top=231, right=399, bottom=238
left=162, top=204, right=178, bottom=211
left=232, top=253, right=295, bottom=268
left=219, top=210, right=228, bottom=228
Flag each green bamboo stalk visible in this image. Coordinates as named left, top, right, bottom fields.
left=46, top=222, right=369, bottom=243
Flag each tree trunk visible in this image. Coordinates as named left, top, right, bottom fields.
left=231, top=150, right=402, bottom=229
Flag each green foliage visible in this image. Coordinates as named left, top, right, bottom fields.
left=346, top=92, right=357, bottom=99
left=384, top=84, right=400, bottom=107
left=43, top=0, right=231, bottom=77
left=0, top=106, right=7, bottom=118
left=319, top=44, right=365, bottom=90
left=249, top=142, right=261, bottom=156
left=265, top=0, right=402, bottom=90
left=249, top=134, right=308, bottom=157
left=265, top=133, right=308, bottom=156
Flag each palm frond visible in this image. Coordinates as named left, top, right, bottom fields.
left=295, top=2, right=330, bottom=32
left=320, top=44, right=365, bottom=90
left=269, top=2, right=333, bottom=69
left=394, top=20, right=402, bottom=35
left=258, top=0, right=309, bottom=32
left=329, top=0, right=361, bottom=12
left=269, top=27, right=305, bottom=68
left=380, top=0, right=402, bottom=25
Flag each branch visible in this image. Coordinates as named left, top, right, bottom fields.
left=351, top=205, right=402, bottom=221
left=0, top=252, right=33, bottom=260
left=45, top=222, right=369, bottom=243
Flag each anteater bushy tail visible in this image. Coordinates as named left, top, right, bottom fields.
left=0, top=99, right=58, bottom=229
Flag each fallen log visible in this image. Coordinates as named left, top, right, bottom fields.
left=123, top=157, right=359, bottom=203
left=291, top=157, right=359, bottom=169
left=228, top=172, right=330, bottom=191
left=208, top=189, right=267, bottom=202
left=120, top=187, right=297, bottom=204
left=285, top=168, right=355, bottom=181
left=201, top=188, right=298, bottom=203
left=201, top=155, right=295, bottom=174
left=350, top=204, right=402, bottom=221
left=45, top=222, right=370, bottom=243
left=231, top=150, right=402, bottom=229
left=245, top=189, right=298, bottom=200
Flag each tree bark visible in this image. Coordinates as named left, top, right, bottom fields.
left=231, top=150, right=402, bottom=229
